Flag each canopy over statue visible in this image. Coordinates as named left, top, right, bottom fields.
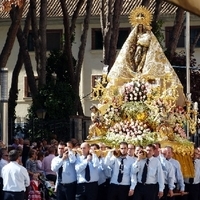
left=165, top=0, right=200, bottom=17
left=89, top=6, right=196, bottom=178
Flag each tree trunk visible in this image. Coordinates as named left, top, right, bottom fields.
left=70, top=0, right=85, bottom=35
left=16, top=25, right=38, bottom=103
left=60, top=0, right=75, bottom=85
left=30, top=0, right=40, bottom=77
left=100, top=0, right=112, bottom=65
left=74, top=0, right=93, bottom=115
left=108, top=0, right=123, bottom=71
left=38, top=0, right=47, bottom=87
left=60, top=0, right=91, bottom=115
left=152, top=0, right=163, bottom=23
left=166, top=8, right=185, bottom=61
left=0, top=3, right=25, bottom=69
left=8, top=10, right=32, bottom=141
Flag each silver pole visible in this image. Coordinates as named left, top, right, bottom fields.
left=0, top=68, right=8, bottom=146
left=186, top=12, right=190, bottom=138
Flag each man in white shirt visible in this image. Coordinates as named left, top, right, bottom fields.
left=159, top=148, right=175, bottom=199
left=75, top=142, right=100, bottom=200
left=153, top=143, right=175, bottom=199
left=1, top=149, right=30, bottom=200
left=0, top=148, right=9, bottom=196
left=90, top=143, right=111, bottom=200
left=165, top=145, right=185, bottom=200
left=131, top=144, right=164, bottom=200
left=0, top=148, right=9, bottom=175
left=51, top=141, right=77, bottom=200
left=104, top=141, right=134, bottom=200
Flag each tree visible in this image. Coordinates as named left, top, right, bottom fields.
left=60, top=0, right=93, bottom=115
left=165, top=7, right=185, bottom=61
left=0, top=1, right=25, bottom=69
left=38, top=0, right=47, bottom=87
left=100, top=0, right=123, bottom=72
left=3, top=0, right=93, bottom=138
left=8, top=9, right=32, bottom=141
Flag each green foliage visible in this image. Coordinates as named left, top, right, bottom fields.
left=38, top=82, right=76, bottom=119
left=46, top=50, right=76, bottom=82
left=26, top=50, right=77, bottom=120
left=25, top=49, right=77, bottom=140
left=151, top=20, right=164, bottom=46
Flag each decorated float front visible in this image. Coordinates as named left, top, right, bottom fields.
left=88, top=7, right=198, bottom=178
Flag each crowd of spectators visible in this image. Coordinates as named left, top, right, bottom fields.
left=0, top=137, right=199, bottom=200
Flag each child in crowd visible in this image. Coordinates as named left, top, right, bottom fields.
left=28, top=173, right=41, bottom=200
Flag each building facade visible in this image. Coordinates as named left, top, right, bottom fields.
left=0, top=5, right=200, bottom=124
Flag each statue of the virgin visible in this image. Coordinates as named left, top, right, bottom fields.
left=106, top=6, right=185, bottom=106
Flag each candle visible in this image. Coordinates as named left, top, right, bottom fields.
left=193, top=102, right=198, bottom=110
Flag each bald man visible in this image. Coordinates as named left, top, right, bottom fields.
left=75, top=142, right=100, bottom=200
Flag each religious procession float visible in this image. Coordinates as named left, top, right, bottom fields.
left=87, top=6, right=198, bottom=178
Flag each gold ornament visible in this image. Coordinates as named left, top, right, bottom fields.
left=157, top=123, right=175, bottom=141
left=136, top=112, right=147, bottom=121
left=129, top=6, right=153, bottom=27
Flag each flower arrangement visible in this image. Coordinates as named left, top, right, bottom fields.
left=121, top=101, right=150, bottom=122
left=90, top=78, right=191, bottom=150
left=173, top=123, right=187, bottom=138
left=168, top=106, right=187, bottom=125
left=103, top=105, right=121, bottom=126
left=103, top=131, right=158, bottom=147
left=123, top=80, right=148, bottom=102
left=108, top=119, right=151, bottom=137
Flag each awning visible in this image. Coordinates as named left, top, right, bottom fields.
left=165, top=0, right=200, bottom=17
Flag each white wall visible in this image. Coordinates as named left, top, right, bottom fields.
left=0, top=14, right=200, bottom=119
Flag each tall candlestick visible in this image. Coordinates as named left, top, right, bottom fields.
left=193, top=102, right=198, bottom=111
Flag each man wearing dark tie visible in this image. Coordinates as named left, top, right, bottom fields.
left=131, top=144, right=165, bottom=200
left=75, top=142, right=100, bottom=200
left=104, top=141, right=134, bottom=200
left=51, top=141, right=77, bottom=200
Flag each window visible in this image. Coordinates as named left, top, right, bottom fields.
left=24, top=76, right=38, bottom=98
left=165, top=26, right=200, bottom=48
left=190, top=27, right=200, bottom=47
left=91, top=28, right=131, bottom=50
left=28, top=29, right=63, bottom=51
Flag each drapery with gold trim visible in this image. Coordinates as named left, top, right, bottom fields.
left=165, top=0, right=200, bottom=16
